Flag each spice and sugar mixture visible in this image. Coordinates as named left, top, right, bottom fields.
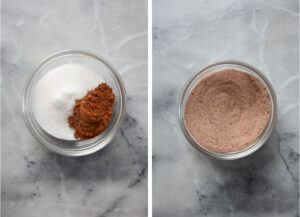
left=184, top=69, right=271, bottom=152
left=32, top=64, right=115, bottom=140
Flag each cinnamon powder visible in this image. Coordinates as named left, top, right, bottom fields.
left=68, top=83, right=115, bottom=140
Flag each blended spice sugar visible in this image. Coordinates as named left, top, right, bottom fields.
left=184, top=69, right=271, bottom=152
left=68, top=83, right=115, bottom=140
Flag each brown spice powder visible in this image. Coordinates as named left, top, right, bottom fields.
left=184, top=69, right=271, bottom=152
left=68, top=83, right=115, bottom=140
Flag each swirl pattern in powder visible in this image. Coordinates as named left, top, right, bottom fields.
left=184, top=69, right=271, bottom=152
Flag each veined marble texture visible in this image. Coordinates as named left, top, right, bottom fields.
left=1, top=0, right=147, bottom=217
left=153, top=0, right=299, bottom=217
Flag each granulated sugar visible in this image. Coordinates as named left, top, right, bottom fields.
left=184, top=69, right=271, bottom=152
left=32, top=64, right=104, bottom=140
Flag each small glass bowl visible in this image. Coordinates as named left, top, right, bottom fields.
left=23, top=50, right=126, bottom=157
left=179, top=60, right=277, bottom=160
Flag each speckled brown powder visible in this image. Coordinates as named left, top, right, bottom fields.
left=184, top=69, right=271, bottom=152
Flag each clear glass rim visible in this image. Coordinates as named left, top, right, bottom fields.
left=22, top=49, right=126, bottom=157
left=179, top=60, right=277, bottom=160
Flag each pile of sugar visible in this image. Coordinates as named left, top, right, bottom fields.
left=184, top=69, right=271, bottom=152
left=32, top=64, right=104, bottom=140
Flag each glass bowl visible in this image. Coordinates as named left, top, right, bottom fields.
left=23, top=50, right=126, bottom=157
left=179, top=60, right=277, bottom=160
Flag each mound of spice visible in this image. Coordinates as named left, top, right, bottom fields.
left=68, top=83, right=115, bottom=140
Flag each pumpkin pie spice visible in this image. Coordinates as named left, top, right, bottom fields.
left=68, top=83, right=115, bottom=140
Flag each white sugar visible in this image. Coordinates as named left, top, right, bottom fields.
left=32, top=63, right=104, bottom=140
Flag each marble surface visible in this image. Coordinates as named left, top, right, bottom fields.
left=2, top=0, right=147, bottom=216
left=153, top=0, right=299, bottom=216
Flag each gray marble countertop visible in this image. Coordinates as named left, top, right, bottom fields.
left=153, top=0, right=299, bottom=216
left=2, top=0, right=147, bottom=216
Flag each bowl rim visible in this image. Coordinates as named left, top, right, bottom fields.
left=178, top=60, right=277, bottom=160
left=22, top=49, right=126, bottom=157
